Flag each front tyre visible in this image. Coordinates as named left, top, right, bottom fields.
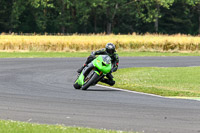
left=73, top=82, right=81, bottom=89
left=81, top=72, right=99, bottom=90
left=73, top=73, right=81, bottom=89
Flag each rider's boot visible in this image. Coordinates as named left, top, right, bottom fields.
left=77, top=64, right=87, bottom=73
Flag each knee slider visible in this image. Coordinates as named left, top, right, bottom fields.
left=109, top=80, right=115, bottom=86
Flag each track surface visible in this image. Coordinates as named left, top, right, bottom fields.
left=0, top=57, right=200, bottom=133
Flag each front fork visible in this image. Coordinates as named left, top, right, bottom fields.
left=82, top=62, right=94, bottom=77
left=76, top=62, right=94, bottom=86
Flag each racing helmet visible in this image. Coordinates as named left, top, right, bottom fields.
left=105, top=43, right=115, bottom=54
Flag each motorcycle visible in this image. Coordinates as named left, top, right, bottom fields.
left=73, top=55, right=112, bottom=90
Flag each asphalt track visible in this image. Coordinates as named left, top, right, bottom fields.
left=0, top=56, right=200, bottom=133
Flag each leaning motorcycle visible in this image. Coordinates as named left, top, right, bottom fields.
left=73, top=55, right=112, bottom=90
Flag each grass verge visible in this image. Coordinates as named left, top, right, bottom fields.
left=0, top=51, right=199, bottom=58
left=0, top=120, right=133, bottom=133
left=110, top=67, right=200, bottom=97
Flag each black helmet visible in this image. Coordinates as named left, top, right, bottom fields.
left=105, top=43, right=115, bottom=54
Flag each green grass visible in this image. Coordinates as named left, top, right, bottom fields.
left=0, top=120, right=133, bottom=133
left=0, top=51, right=90, bottom=58
left=0, top=51, right=199, bottom=58
left=118, top=51, right=200, bottom=57
left=111, top=67, right=200, bottom=97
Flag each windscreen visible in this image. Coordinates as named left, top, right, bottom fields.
left=102, top=55, right=111, bottom=64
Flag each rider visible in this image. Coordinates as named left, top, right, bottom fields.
left=77, top=43, right=119, bottom=86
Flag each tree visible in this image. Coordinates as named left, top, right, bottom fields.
left=55, top=0, right=73, bottom=33
left=0, top=0, right=12, bottom=32
left=10, top=0, right=28, bottom=32
left=31, top=0, right=54, bottom=32
left=153, top=0, right=174, bottom=32
left=75, top=0, right=95, bottom=33
left=112, top=0, right=174, bottom=33
left=186, top=0, right=200, bottom=34
left=158, top=0, right=193, bottom=34
left=0, top=0, right=198, bottom=34
left=91, top=0, right=126, bottom=34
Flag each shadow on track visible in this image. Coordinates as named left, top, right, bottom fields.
left=86, top=89, right=120, bottom=92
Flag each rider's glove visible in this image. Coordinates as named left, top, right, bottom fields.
left=111, top=67, right=117, bottom=73
left=111, top=62, right=118, bottom=73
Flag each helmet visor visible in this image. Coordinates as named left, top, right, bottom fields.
left=107, top=49, right=115, bottom=54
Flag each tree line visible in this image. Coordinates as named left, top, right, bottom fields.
left=0, top=0, right=200, bottom=35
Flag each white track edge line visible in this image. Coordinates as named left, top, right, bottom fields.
left=96, top=84, right=200, bottom=102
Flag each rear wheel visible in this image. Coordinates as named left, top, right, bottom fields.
left=82, top=72, right=99, bottom=90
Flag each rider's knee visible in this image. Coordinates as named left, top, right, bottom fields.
left=100, top=78, right=115, bottom=86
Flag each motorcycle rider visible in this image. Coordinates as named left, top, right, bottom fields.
left=77, top=43, right=119, bottom=86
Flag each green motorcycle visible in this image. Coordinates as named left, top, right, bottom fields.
left=73, top=55, right=112, bottom=90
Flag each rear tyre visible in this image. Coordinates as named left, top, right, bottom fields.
left=82, top=72, right=99, bottom=90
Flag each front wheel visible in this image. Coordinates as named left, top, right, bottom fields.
left=81, top=72, right=99, bottom=90
left=73, top=82, right=81, bottom=89
left=73, top=73, right=81, bottom=89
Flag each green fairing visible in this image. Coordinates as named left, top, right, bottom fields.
left=76, top=73, right=85, bottom=86
left=94, top=70, right=100, bottom=75
left=93, top=56, right=112, bottom=75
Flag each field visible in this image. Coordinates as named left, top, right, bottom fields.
left=0, top=34, right=200, bottom=52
